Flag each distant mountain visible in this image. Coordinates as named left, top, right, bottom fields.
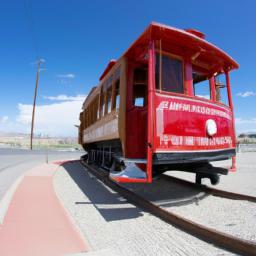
left=0, top=132, right=29, bottom=137
left=0, top=131, right=77, bottom=139
left=238, top=132, right=256, bottom=138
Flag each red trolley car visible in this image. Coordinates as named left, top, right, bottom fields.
left=78, top=22, right=238, bottom=184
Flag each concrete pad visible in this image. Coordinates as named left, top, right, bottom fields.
left=0, top=163, right=88, bottom=256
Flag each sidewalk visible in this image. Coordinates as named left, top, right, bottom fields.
left=0, top=163, right=89, bottom=256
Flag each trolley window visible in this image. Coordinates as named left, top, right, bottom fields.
left=155, top=54, right=184, bottom=94
left=133, top=84, right=147, bottom=107
left=106, top=87, right=112, bottom=114
left=133, top=68, right=147, bottom=107
left=97, top=95, right=100, bottom=120
left=193, top=71, right=211, bottom=100
left=101, top=91, right=106, bottom=116
left=215, top=74, right=229, bottom=105
left=112, top=79, right=120, bottom=110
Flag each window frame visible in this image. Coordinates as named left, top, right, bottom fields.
left=155, top=50, right=185, bottom=95
left=132, top=67, right=148, bottom=108
left=106, top=86, right=112, bottom=114
left=213, top=73, right=230, bottom=107
left=192, top=66, right=212, bottom=101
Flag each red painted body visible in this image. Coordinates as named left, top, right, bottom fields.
left=154, top=93, right=235, bottom=152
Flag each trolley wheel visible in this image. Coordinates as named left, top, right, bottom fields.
left=195, top=173, right=202, bottom=185
left=81, top=154, right=88, bottom=162
left=210, top=174, right=220, bottom=185
left=195, top=173, right=220, bottom=185
left=110, top=158, right=124, bottom=173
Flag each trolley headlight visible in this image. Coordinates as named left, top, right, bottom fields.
left=206, top=119, right=217, bottom=136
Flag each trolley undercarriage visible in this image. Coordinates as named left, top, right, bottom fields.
left=84, top=140, right=235, bottom=185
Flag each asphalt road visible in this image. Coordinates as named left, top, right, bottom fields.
left=0, top=148, right=84, bottom=200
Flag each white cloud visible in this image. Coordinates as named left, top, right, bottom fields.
left=0, top=116, right=8, bottom=123
left=236, top=91, right=256, bottom=97
left=17, top=100, right=84, bottom=136
left=0, top=95, right=86, bottom=137
left=57, top=74, right=75, bottom=85
left=196, top=94, right=210, bottom=100
left=57, top=73, right=75, bottom=79
left=235, top=117, right=256, bottom=133
left=235, top=117, right=256, bottom=125
left=43, top=94, right=86, bottom=101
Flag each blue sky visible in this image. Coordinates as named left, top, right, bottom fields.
left=0, top=0, right=255, bottom=136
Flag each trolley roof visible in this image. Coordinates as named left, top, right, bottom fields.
left=124, top=22, right=238, bottom=71
left=83, top=22, right=238, bottom=108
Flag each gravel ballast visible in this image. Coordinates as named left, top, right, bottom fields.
left=171, top=195, right=256, bottom=242
left=168, top=152, right=256, bottom=196
left=54, top=162, right=236, bottom=256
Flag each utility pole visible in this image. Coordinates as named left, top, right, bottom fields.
left=30, top=59, right=43, bottom=150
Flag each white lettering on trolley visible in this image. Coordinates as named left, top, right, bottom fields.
left=157, top=101, right=231, bottom=120
left=156, top=108, right=164, bottom=136
left=159, top=135, right=232, bottom=147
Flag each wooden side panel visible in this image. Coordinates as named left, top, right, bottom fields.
left=83, top=110, right=119, bottom=144
left=80, top=58, right=126, bottom=152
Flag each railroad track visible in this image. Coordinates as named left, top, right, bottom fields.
left=80, top=159, right=256, bottom=256
left=161, top=174, right=256, bottom=203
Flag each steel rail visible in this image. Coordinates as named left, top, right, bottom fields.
left=161, top=174, right=256, bottom=203
left=80, top=160, right=256, bottom=256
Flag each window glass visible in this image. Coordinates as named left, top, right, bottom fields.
left=134, top=97, right=144, bottom=107
left=113, top=79, right=120, bottom=110
left=156, top=54, right=184, bottom=93
left=193, top=71, right=210, bottom=100
left=102, top=92, right=106, bottom=116
left=102, top=91, right=107, bottom=116
left=97, top=97, right=100, bottom=120
left=215, top=74, right=229, bottom=106
left=106, top=87, right=112, bottom=114
left=133, top=84, right=147, bottom=107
